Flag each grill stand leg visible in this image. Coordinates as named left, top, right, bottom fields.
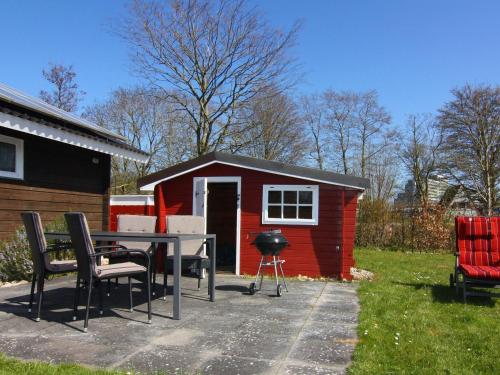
left=254, top=256, right=264, bottom=286
left=259, top=259, right=265, bottom=290
left=273, top=256, right=280, bottom=289
left=278, top=257, right=288, bottom=292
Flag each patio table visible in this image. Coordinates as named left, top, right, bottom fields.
left=44, top=231, right=216, bottom=320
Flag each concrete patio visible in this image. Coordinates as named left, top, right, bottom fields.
left=0, top=275, right=359, bottom=375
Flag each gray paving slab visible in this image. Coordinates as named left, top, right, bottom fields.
left=0, top=274, right=359, bottom=374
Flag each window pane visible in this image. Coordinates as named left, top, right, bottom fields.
left=268, top=205, right=281, bottom=218
left=283, top=205, right=297, bottom=219
left=268, top=190, right=281, bottom=204
left=299, top=191, right=313, bottom=204
left=284, top=191, right=297, bottom=204
left=299, top=206, right=313, bottom=219
left=0, top=141, right=16, bottom=172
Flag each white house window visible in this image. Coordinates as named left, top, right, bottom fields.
left=262, top=185, right=319, bottom=225
left=0, top=134, right=24, bottom=180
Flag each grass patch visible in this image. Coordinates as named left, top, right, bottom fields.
left=349, top=248, right=499, bottom=375
left=0, top=354, right=122, bottom=375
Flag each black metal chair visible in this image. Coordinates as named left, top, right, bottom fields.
left=64, top=212, right=152, bottom=332
left=21, top=211, right=77, bottom=322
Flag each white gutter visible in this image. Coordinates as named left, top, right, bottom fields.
left=0, top=82, right=128, bottom=142
left=0, top=112, right=149, bottom=163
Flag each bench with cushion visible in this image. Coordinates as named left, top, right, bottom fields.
left=452, top=216, right=500, bottom=302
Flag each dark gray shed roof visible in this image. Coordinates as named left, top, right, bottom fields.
left=138, top=152, right=370, bottom=190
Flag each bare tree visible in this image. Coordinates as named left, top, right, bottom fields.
left=438, top=84, right=500, bottom=216
left=300, top=94, right=327, bottom=170
left=238, top=87, right=305, bottom=163
left=366, top=150, right=398, bottom=201
left=352, top=90, right=392, bottom=178
left=119, top=0, right=300, bottom=156
left=84, top=87, right=194, bottom=193
left=322, top=90, right=358, bottom=174
left=400, top=114, right=443, bottom=207
left=39, top=63, right=85, bottom=112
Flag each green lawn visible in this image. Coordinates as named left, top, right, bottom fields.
left=349, top=248, right=499, bottom=375
left=0, top=354, right=121, bottom=375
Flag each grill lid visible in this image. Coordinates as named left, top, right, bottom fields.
left=253, top=231, right=289, bottom=255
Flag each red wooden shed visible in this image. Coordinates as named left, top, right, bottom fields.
left=137, top=152, right=369, bottom=280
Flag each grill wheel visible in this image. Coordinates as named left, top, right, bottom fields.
left=276, top=284, right=282, bottom=297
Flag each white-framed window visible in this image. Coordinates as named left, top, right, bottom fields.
left=0, top=134, right=24, bottom=180
left=262, top=185, right=319, bottom=225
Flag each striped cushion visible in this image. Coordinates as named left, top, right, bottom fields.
left=459, top=264, right=500, bottom=280
left=456, top=216, right=499, bottom=267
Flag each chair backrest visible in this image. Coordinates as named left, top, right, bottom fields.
left=117, top=215, right=157, bottom=251
left=166, top=215, right=205, bottom=256
left=489, top=217, right=500, bottom=266
left=21, top=212, right=50, bottom=275
left=65, top=212, right=96, bottom=279
left=455, top=216, right=500, bottom=267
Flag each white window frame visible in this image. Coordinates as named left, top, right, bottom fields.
left=262, top=185, right=319, bottom=225
left=0, top=134, right=24, bottom=180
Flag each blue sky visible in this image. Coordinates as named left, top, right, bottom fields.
left=1, top=0, right=499, bottom=127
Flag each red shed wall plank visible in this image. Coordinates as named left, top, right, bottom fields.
left=154, top=163, right=360, bottom=278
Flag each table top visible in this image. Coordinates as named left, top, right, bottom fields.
left=45, top=231, right=216, bottom=242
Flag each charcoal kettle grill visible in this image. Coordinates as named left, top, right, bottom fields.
left=249, top=230, right=289, bottom=297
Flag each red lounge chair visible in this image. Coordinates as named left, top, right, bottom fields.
left=451, top=216, right=500, bottom=302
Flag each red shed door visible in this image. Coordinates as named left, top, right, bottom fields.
left=192, top=176, right=241, bottom=274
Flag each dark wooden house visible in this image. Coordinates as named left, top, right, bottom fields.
left=0, top=83, right=148, bottom=239
left=138, top=152, right=369, bottom=280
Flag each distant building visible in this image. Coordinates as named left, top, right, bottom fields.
left=394, top=179, right=416, bottom=207
left=394, top=175, right=479, bottom=216
left=427, top=175, right=449, bottom=203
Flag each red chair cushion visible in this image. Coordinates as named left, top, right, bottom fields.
left=490, top=217, right=499, bottom=252
left=459, top=217, right=490, bottom=237
left=456, top=217, right=491, bottom=266
left=459, top=264, right=500, bottom=280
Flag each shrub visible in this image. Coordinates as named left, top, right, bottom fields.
left=356, top=199, right=394, bottom=248
left=0, top=216, right=68, bottom=282
left=0, top=228, right=32, bottom=282
left=356, top=199, right=454, bottom=253
left=411, top=205, right=454, bottom=251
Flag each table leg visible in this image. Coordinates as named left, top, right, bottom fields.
left=209, top=237, right=216, bottom=302
left=163, top=245, right=168, bottom=300
left=173, top=238, right=181, bottom=320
